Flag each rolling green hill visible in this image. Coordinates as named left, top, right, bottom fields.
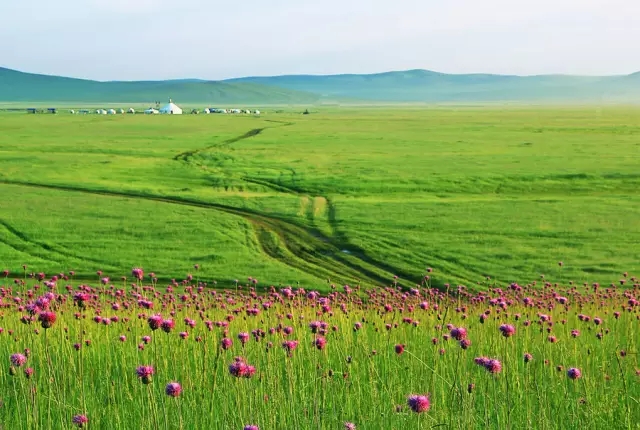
left=0, top=67, right=320, bottom=104
left=228, top=69, right=640, bottom=103
left=2, top=66, right=640, bottom=103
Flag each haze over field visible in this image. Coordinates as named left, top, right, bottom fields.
left=2, top=67, right=640, bottom=104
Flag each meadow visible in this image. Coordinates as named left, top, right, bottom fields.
left=0, top=107, right=639, bottom=429
left=0, top=107, right=639, bottom=287
left=0, top=271, right=637, bottom=429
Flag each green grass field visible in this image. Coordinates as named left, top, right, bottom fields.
left=1, top=107, right=639, bottom=288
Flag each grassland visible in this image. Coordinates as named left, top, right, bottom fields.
left=0, top=107, right=639, bottom=288
left=0, top=275, right=638, bottom=429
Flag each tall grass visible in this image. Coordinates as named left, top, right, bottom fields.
left=0, top=270, right=637, bottom=429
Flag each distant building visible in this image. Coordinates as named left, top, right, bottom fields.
left=47, top=108, right=57, bottom=114
left=27, top=108, right=37, bottom=114
left=159, top=99, right=183, bottom=114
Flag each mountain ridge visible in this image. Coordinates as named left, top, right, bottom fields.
left=2, top=66, right=640, bottom=103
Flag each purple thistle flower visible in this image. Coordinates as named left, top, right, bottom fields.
left=344, top=423, right=356, bottom=430
left=38, top=311, right=56, bottom=329
left=238, top=332, right=249, bottom=345
left=474, top=356, right=490, bottom=367
left=282, top=340, right=299, bottom=354
left=524, top=353, right=533, bottom=363
left=244, top=426, right=259, bottom=430
left=221, top=338, right=233, bottom=350
left=72, top=415, right=89, bottom=428
left=499, top=324, right=516, bottom=338
left=148, top=314, right=162, bottom=331
left=485, top=359, right=502, bottom=374
left=450, top=327, right=468, bottom=341
left=567, top=367, right=582, bottom=380
left=161, top=319, right=175, bottom=333
left=136, top=365, right=154, bottom=384
left=407, top=394, right=431, bottom=413
left=24, top=367, right=34, bottom=379
left=132, top=268, right=144, bottom=281
left=229, top=357, right=255, bottom=378
left=314, top=337, right=327, bottom=350
left=10, top=353, right=27, bottom=367
left=165, top=382, right=182, bottom=397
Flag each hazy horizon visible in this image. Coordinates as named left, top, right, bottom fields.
left=1, top=0, right=639, bottom=81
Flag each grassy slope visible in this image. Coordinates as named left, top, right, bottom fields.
left=228, top=69, right=640, bottom=102
left=0, top=67, right=319, bottom=104
left=0, top=108, right=639, bottom=287
left=3, top=67, right=640, bottom=104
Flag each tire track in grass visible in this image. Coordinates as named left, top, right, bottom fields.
left=0, top=223, right=61, bottom=265
left=0, top=219, right=120, bottom=270
left=173, top=121, right=426, bottom=286
left=0, top=180, right=411, bottom=286
left=172, top=120, right=293, bottom=162
left=172, top=128, right=265, bottom=162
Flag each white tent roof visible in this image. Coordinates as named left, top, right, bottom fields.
left=159, top=99, right=182, bottom=114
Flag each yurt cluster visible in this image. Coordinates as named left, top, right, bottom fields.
left=49, top=100, right=260, bottom=116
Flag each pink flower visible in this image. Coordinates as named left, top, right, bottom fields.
left=282, top=340, right=299, bottom=354
left=161, top=319, right=175, bottom=333
left=165, top=382, right=182, bottom=397
left=238, top=332, right=249, bottom=345
left=72, top=415, right=89, bottom=428
left=567, top=368, right=582, bottom=380
left=485, top=359, right=502, bottom=374
left=10, top=353, right=27, bottom=367
left=407, top=394, right=431, bottom=413
left=147, top=315, right=162, bottom=331
left=499, top=324, right=515, bottom=338
left=132, top=268, right=144, bottom=281
left=314, top=337, right=327, bottom=350
left=38, top=311, right=56, bottom=329
left=450, top=327, right=468, bottom=341
left=136, top=365, right=154, bottom=384
left=229, top=357, right=255, bottom=378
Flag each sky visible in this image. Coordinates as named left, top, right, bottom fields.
left=1, top=0, right=639, bottom=81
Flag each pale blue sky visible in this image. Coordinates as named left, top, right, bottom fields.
left=1, top=0, right=638, bottom=81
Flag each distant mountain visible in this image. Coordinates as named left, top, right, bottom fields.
left=0, top=67, right=319, bottom=104
left=227, top=69, right=640, bottom=103
left=2, top=66, right=640, bottom=103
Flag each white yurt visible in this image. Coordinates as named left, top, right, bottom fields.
left=100, top=109, right=108, bottom=115
left=128, top=108, right=136, bottom=114
left=69, top=109, right=75, bottom=114
left=159, top=99, right=183, bottom=115
left=117, top=108, right=125, bottom=114
left=144, top=108, right=159, bottom=114
left=203, top=108, right=210, bottom=114
left=107, top=109, right=116, bottom=115
left=254, top=110, right=260, bottom=115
